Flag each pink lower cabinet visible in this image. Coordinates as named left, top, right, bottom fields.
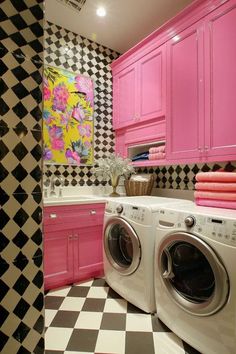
left=43, top=203, right=105, bottom=290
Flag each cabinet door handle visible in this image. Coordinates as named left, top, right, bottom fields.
left=69, top=235, right=73, bottom=240
left=90, top=210, right=96, bottom=215
left=205, top=146, right=209, bottom=151
left=74, top=234, right=78, bottom=240
left=50, top=213, right=57, bottom=219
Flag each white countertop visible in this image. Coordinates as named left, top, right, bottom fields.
left=43, top=195, right=108, bottom=206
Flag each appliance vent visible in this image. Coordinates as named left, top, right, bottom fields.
left=56, top=0, right=87, bottom=12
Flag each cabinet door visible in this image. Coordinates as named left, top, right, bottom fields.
left=73, top=225, right=104, bottom=282
left=115, top=130, right=127, bottom=158
left=113, top=64, right=137, bottom=129
left=138, top=44, right=166, bottom=122
left=44, top=229, right=74, bottom=290
left=205, top=1, right=236, bottom=159
left=166, top=23, right=205, bottom=161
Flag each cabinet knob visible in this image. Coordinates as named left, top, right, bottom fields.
left=74, top=234, right=78, bottom=239
left=69, top=235, right=73, bottom=240
left=50, top=213, right=57, bottom=219
left=205, top=146, right=209, bottom=151
left=90, top=210, right=96, bottom=215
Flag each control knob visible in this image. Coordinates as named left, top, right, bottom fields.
left=116, top=205, right=123, bottom=214
left=185, top=216, right=195, bottom=227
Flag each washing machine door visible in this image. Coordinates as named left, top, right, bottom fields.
left=104, top=216, right=141, bottom=275
left=158, top=232, right=229, bottom=316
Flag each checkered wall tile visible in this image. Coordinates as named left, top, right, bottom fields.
left=0, top=1, right=44, bottom=353
left=138, top=161, right=236, bottom=190
left=43, top=21, right=119, bottom=187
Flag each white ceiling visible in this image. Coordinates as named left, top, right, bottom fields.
left=45, top=0, right=194, bottom=53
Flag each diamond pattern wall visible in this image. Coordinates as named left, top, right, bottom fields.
left=43, top=21, right=119, bottom=187
left=0, top=1, right=44, bottom=353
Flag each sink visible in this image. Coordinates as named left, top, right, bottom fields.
left=43, top=194, right=106, bottom=206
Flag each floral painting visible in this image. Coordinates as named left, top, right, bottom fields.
left=43, top=66, right=94, bottom=165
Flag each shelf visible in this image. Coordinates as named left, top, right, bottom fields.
left=132, top=159, right=167, bottom=167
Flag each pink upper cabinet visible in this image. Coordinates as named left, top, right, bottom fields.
left=112, top=43, right=166, bottom=130
left=166, top=23, right=204, bottom=161
left=205, top=1, right=236, bottom=159
left=113, top=63, right=137, bottom=129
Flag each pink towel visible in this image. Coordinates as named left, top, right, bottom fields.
left=194, top=191, right=236, bottom=201
left=196, top=171, right=236, bottom=183
left=195, top=182, right=236, bottom=192
left=148, top=152, right=166, bottom=160
left=149, top=145, right=165, bottom=154
left=195, top=198, right=236, bottom=210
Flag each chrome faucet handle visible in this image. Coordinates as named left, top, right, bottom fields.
left=49, top=175, right=57, bottom=197
left=58, top=176, right=64, bottom=198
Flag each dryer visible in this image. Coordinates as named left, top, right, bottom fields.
left=103, top=196, right=192, bottom=313
left=154, top=203, right=236, bottom=354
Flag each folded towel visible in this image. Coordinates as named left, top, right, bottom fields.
left=195, top=182, right=236, bottom=192
left=196, top=171, right=236, bottom=183
left=194, top=191, right=236, bottom=201
left=195, top=198, right=236, bottom=210
left=149, top=145, right=165, bottom=154
left=148, top=152, right=166, bottom=160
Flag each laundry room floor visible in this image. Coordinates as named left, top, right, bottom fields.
left=44, top=278, right=200, bottom=354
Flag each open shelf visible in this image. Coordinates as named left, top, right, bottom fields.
left=128, top=140, right=166, bottom=167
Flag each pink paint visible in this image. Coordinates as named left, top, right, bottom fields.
left=196, top=171, right=236, bottom=182
left=44, top=203, right=105, bottom=290
left=195, top=198, right=236, bottom=210
left=195, top=182, right=236, bottom=191
left=194, top=191, right=236, bottom=201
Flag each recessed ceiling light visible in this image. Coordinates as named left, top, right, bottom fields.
left=96, top=6, right=106, bottom=17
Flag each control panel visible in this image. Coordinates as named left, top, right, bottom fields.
left=157, top=209, right=236, bottom=247
left=105, top=202, right=150, bottom=224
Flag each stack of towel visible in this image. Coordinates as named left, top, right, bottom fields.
left=148, top=145, right=165, bottom=160
left=194, top=171, right=236, bottom=210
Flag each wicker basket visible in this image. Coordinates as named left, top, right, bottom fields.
left=124, top=175, right=154, bottom=196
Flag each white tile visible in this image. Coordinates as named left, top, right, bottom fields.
left=153, top=332, right=185, bottom=354
left=126, top=313, right=153, bottom=332
left=47, top=287, right=70, bottom=297
left=74, top=311, right=103, bottom=329
left=45, top=327, right=73, bottom=350
left=95, top=330, right=125, bottom=354
left=59, top=297, right=85, bottom=311
left=45, top=309, right=57, bottom=327
left=74, top=279, right=93, bottom=287
left=64, top=352, right=93, bottom=354
left=87, top=286, right=109, bottom=298
left=103, top=298, right=127, bottom=313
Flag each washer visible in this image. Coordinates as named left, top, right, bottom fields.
left=103, top=196, right=192, bottom=313
left=154, top=203, right=236, bottom=354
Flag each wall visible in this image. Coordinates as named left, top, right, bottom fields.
left=43, top=21, right=119, bottom=187
left=0, top=1, right=44, bottom=353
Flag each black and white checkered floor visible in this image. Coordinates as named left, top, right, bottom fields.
left=45, top=278, right=201, bottom=354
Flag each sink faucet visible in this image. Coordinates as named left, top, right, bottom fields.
left=58, top=176, right=64, bottom=198
left=49, top=175, right=57, bottom=197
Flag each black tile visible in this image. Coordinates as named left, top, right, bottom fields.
left=0, top=209, right=10, bottom=229
left=0, top=279, right=10, bottom=302
left=13, top=298, right=30, bottom=320
left=12, top=230, right=29, bottom=249
left=0, top=188, right=10, bottom=206
left=92, top=278, right=108, bottom=287
left=51, top=310, right=79, bottom=328
left=13, top=275, right=30, bottom=296
left=44, top=296, right=64, bottom=310
left=66, top=328, right=98, bottom=352
left=30, top=165, right=42, bottom=182
left=82, top=298, right=105, bottom=312
left=0, top=99, right=10, bottom=117
left=34, top=337, right=44, bottom=354
left=32, top=270, right=43, bottom=289
left=33, top=315, right=44, bottom=335
left=12, top=102, right=28, bottom=119
left=67, top=286, right=89, bottom=297
left=12, top=321, right=30, bottom=343
left=31, top=206, right=42, bottom=224
left=12, top=82, right=29, bottom=99
left=100, top=313, right=126, bottom=331
left=107, top=287, right=122, bottom=299
left=33, top=292, right=44, bottom=311
left=12, top=164, right=28, bottom=182
left=126, top=332, right=155, bottom=354
left=0, top=232, right=9, bottom=252
left=13, top=208, right=29, bottom=227
left=12, top=142, right=28, bottom=161
left=13, top=257, right=29, bottom=271
left=183, top=341, right=202, bottom=354
left=0, top=305, right=9, bottom=327
left=0, top=330, right=9, bottom=351
left=17, top=345, right=31, bottom=354
left=32, top=228, right=42, bottom=246
left=13, top=192, right=28, bottom=205
left=127, top=302, right=146, bottom=314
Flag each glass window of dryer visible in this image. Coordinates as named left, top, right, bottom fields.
left=107, top=224, right=133, bottom=268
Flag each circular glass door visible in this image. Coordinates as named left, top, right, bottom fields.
left=104, top=217, right=141, bottom=275
left=158, top=232, right=229, bottom=316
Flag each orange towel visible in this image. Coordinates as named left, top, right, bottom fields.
left=148, top=152, right=166, bottom=160
left=194, top=191, right=236, bottom=201
left=195, top=182, right=236, bottom=192
left=196, top=172, right=236, bottom=183
left=195, top=198, right=236, bottom=210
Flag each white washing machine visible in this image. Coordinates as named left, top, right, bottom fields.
left=154, top=203, right=236, bottom=354
left=103, top=196, right=192, bottom=313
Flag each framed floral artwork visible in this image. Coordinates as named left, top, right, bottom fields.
left=43, top=66, right=94, bottom=165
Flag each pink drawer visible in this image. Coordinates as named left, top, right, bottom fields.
left=125, top=119, right=165, bottom=146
